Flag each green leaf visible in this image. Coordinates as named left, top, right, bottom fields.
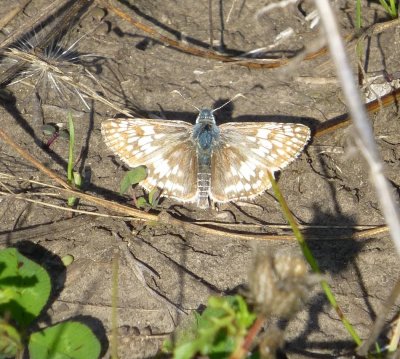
left=136, top=197, right=148, bottom=209
left=0, top=248, right=51, bottom=328
left=148, top=188, right=160, bottom=208
left=29, top=322, right=101, bottom=359
left=42, top=124, right=57, bottom=136
left=119, top=166, right=147, bottom=195
left=0, top=319, right=22, bottom=358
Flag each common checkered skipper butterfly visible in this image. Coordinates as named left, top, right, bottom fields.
left=101, top=109, right=310, bottom=208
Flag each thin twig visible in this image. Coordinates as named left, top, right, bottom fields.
left=314, top=0, right=400, bottom=256
left=314, top=87, right=400, bottom=138
left=0, top=191, right=138, bottom=220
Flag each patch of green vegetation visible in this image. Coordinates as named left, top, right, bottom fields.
left=163, top=295, right=256, bottom=359
left=0, top=248, right=100, bottom=359
left=120, top=166, right=160, bottom=209
left=378, top=0, right=398, bottom=17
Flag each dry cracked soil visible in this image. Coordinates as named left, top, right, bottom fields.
left=1, top=0, right=400, bottom=358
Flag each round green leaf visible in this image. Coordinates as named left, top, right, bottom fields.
left=120, top=166, right=147, bottom=195
left=42, top=124, right=57, bottom=136
left=0, top=248, right=51, bottom=328
left=29, top=322, right=101, bottom=359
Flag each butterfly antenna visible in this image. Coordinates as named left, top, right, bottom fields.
left=171, top=90, right=200, bottom=112
left=211, top=93, right=246, bottom=113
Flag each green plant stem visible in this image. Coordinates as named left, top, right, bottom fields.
left=355, top=0, right=362, bottom=30
left=67, top=113, right=79, bottom=207
left=267, top=171, right=362, bottom=346
left=67, top=113, right=74, bottom=184
left=355, top=0, right=363, bottom=86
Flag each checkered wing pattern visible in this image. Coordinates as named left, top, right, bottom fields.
left=101, top=118, right=198, bottom=201
left=210, top=122, right=311, bottom=202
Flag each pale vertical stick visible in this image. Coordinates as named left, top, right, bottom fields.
left=314, top=0, right=400, bottom=258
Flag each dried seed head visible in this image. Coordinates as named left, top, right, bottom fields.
left=248, top=253, right=320, bottom=318
left=4, top=28, right=102, bottom=109
left=259, top=326, right=284, bottom=359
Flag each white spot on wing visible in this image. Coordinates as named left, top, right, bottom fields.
left=236, top=182, right=244, bottom=192
left=127, top=136, right=138, bottom=144
left=138, top=136, right=153, bottom=146
left=230, top=165, right=238, bottom=176
left=142, top=126, right=155, bottom=135
left=257, top=129, right=270, bottom=138
left=239, top=162, right=254, bottom=181
left=154, top=133, right=165, bottom=140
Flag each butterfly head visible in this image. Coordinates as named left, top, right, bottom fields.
left=196, top=109, right=216, bottom=125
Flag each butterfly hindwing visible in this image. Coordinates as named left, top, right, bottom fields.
left=101, top=118, right=198, bottom=201
left=210, top=122, right=311, bottom=202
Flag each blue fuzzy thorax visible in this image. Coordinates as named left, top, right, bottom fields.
left=192, top=109, right=220, bottom=166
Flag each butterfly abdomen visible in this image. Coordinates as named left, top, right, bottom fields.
left=197, top=151, right=211, bottom=208
left=193, top=118, right=220, bottom=208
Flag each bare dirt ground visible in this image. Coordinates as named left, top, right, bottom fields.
left=1, top=0, right=400, bottom=357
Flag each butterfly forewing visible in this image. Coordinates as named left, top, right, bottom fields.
left=101, top=118, right=198, bottom=201
left=210, top=122, right=310, bottom=202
